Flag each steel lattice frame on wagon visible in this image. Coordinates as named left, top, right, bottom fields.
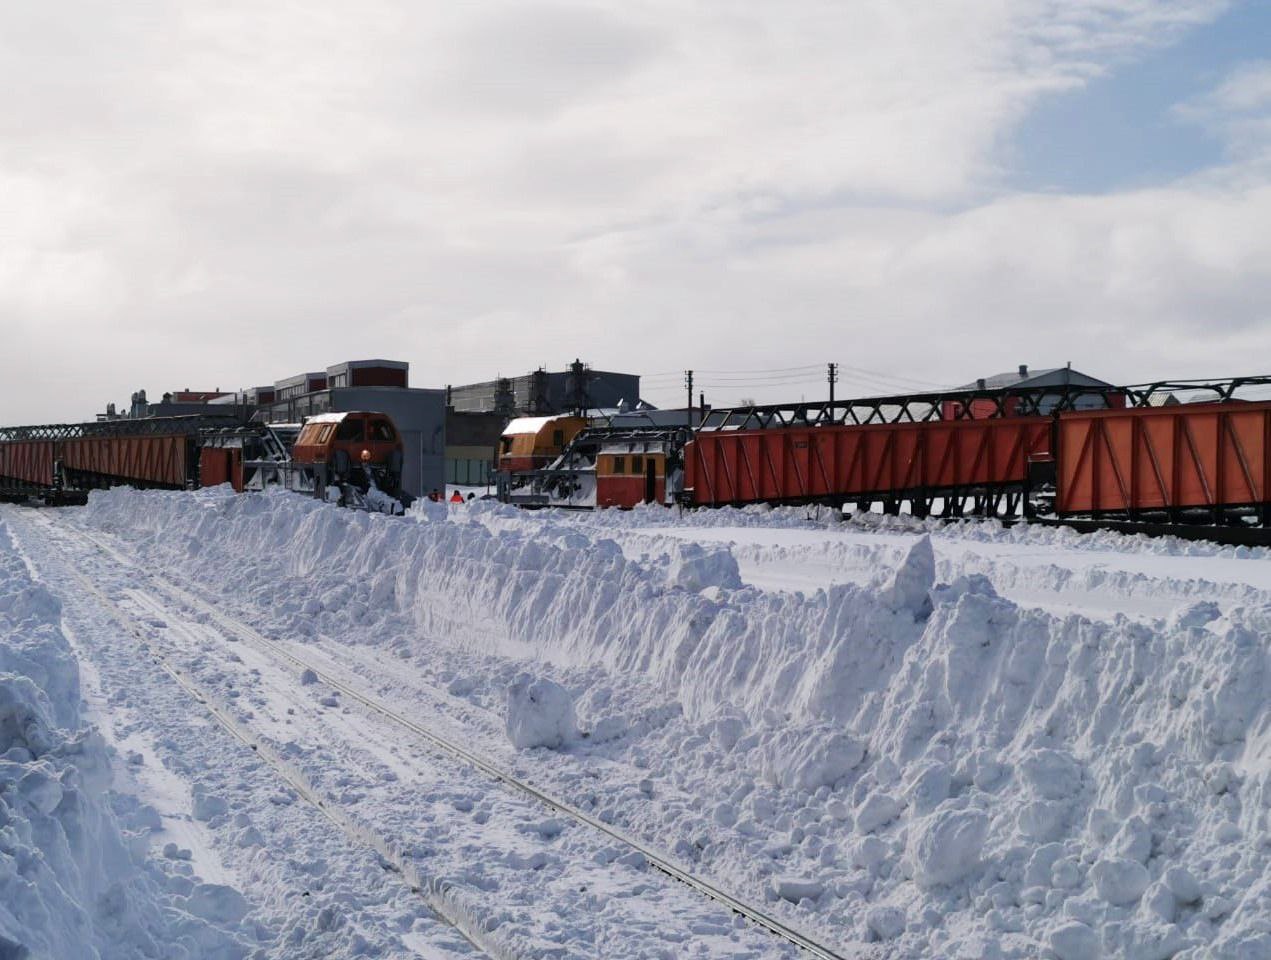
left=0, top=415, right=245, bottom=499
left=696, top=375, right=1271, bottom=431
left=685, top=376, right=1271, bottom=527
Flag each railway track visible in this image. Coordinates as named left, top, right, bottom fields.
left=23, top=517, right=507, bottom=960
left=22, top=509, right=868, bottom=960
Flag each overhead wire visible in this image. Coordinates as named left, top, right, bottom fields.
left=636, top=362, right=954, bottom=409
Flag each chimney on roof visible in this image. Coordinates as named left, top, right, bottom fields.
left=1018, top=364, right=1028, bottom=378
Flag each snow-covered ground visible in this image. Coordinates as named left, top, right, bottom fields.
left=3, top=489, right=1270, bottom=959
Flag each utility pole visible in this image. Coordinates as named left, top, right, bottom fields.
left=827, top=362, right=839, bottom=406
left=685, top=370, right=694, bottom=427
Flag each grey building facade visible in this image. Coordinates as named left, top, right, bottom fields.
left=449, top=364, right=641, bottom=417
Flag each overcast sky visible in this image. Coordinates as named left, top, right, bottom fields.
left=3, top=0, right=1270, bottom=421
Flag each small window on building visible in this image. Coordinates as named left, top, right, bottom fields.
left=336, top=419, right=364, bottom=443
left=632, top=455, right=644, bottom=474
left=612, top=456, right=625, bottom=475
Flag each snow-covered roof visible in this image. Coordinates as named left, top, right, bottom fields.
left=599, top=440, right=670, bottom=455
left=502, top=415, right=570, bottom=436
left=303, top=412, right=349, bottom=424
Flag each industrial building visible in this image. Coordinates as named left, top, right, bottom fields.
left=447, top=363, right=640, bottom=417
left=445, top=410, right=504, bottom=487
left=260, top=360, right=443, bottom=499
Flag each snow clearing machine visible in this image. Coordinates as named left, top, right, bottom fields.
left=201, top=411, right=411, bottom=513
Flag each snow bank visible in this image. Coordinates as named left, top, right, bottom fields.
left=79, top=489, right=1271, bottom=957
left=0, top=517, right=245, bottom=959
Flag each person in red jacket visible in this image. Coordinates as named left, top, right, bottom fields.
left=449, top=489, right=464, bottom=504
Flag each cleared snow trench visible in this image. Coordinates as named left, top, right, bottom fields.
left=11, top=488, right=1271, bottom=959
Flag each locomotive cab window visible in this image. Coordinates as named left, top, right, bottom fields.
left=552, top=429, right=564, bottom=447
left=336, top=419, right=364, bottom=443
left=371, top=420, right=396, bottom=442
left=612, top=456, right=625, bottom=474
left=632, top=455, right=644, bottom=474
left=316, top=424, right=334, bottom=444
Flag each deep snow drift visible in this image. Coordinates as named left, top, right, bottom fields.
left=0, top=517, right=245, bottom=959
left=74, top=488, right=1271, bottom=958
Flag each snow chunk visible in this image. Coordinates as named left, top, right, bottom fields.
left=1019, top=748, right=1083, bottom=800
left=882, top=535, right=934, bottom=618
left=1168, top=600, right=1220, bottom=631
left=192, top=789, right=228, bottom=821
left=907, top=762, right=951, bottom=815
left=1162, top=866, right=1201, bottom=904
left=908, top=808, right=988, bottom=888
left=665, top=543, right=742, bottom=592
left=1049, top=921, right=1100, bottom=960
left=506, top=674, right=577, bottom=750
left=760, top=729, right=865, bottom=792
left=856, top=792, right=902, bottom=833
left=865, top=904, right=906, bottom=941
left=18, top=765, right=64, bottom=815
left=770, top=876, right=823, bottom=903
left=184, top=883, right=249, bottom=924
left=1090, top=858, right=1150, bottom=905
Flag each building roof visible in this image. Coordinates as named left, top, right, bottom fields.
left=953, top=365, right=1115, bottom=391
left=326, top=359, right=409, bottom=374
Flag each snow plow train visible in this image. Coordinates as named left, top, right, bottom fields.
left=1, top=411, right=410, bottom=513
left=7, top=373, right=1271, bottom=541
left=496, top=375, right=1271, bottom=544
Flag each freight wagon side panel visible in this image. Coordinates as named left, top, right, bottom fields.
left=1056, top=402, right=1271, bottom=514
left=63, top=434, right=189, bottom=488
left=687, top=418, right=1051, bottom=507
left=0, top=441, right=56, bottom=488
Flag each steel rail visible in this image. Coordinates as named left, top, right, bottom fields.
left=31, top=530, right=510, bottom=960
left=55, top=516, right=864, bottom=960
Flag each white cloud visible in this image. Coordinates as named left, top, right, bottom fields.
left=1175, top=59, right=1271, bottom=163
left=0, top=0, right=1262, bottom=422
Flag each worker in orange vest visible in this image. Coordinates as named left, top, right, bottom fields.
left=449, top=489, right=464, bottom=504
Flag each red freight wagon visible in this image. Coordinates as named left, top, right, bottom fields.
left=686, top=417, right=1052, bottom=511
left=1056, top=401, right=1271, bottom=517
left=0, top=440, right=56, bottom=489
left=61, top=434, right=190, bottom=488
